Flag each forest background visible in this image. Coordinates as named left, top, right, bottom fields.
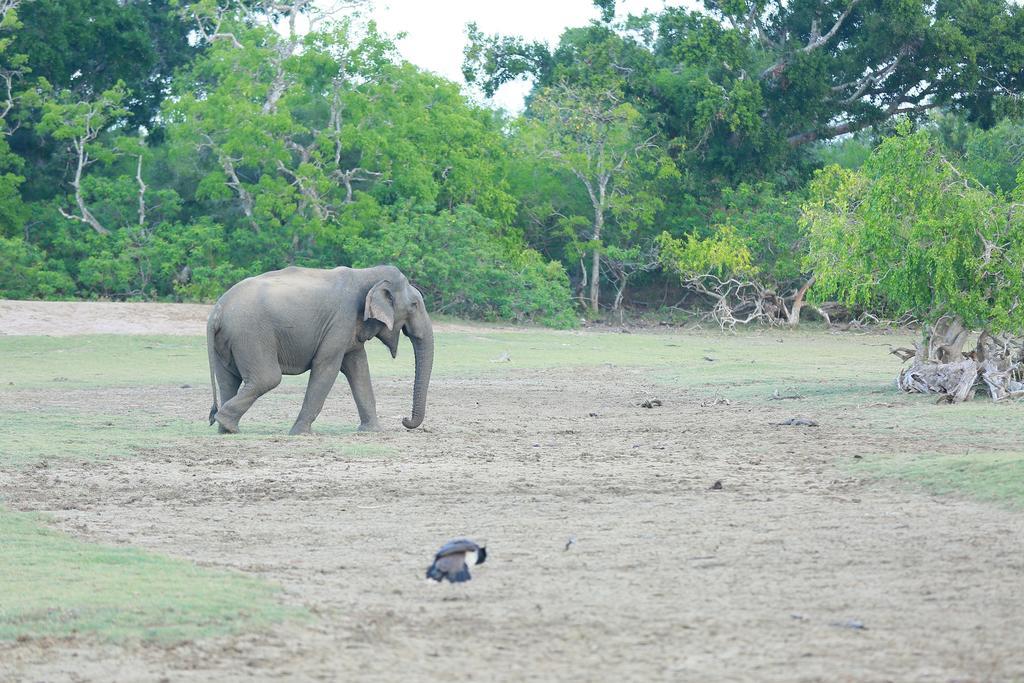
left=1, top=0, right=1023, bottom=335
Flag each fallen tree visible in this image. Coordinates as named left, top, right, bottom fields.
left=894, top=318, right=1024, bottom=403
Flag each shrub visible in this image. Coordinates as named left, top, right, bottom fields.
left=347, top=204, right=576, bottom=327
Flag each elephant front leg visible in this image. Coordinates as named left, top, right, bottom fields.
left=341, top=347, right=381, bottom=432
left=290, top=358, right=341, bottom=436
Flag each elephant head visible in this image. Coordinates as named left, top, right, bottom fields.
left=364, top=276, right=433, bottom=429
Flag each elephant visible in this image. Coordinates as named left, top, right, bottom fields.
left=206, top=264, right=433, bottom=435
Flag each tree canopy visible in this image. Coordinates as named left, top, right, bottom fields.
left=803, top=124, right=1024, bottom=333
left=0, top=0, right=1023, bottom=336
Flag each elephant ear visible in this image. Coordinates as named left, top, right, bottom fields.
left=365, top=280, right=395, bottom=330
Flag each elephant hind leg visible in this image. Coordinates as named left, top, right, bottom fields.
left=211, top=362, right=242, bottom=427
left=216, top=370, right=280, bottom=434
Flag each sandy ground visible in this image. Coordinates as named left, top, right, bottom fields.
left=1, top=301, right=1023, bottom=682
left=0, top=300, right=496, bottom=336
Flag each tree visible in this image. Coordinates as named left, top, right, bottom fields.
left=39, top=83, right=129, bottom=235
left=0, top=0, right=27, bottom=235
left=13, top=0, right=196, bottom=128
left=465, top=0, right=1024, bottom=179
left=658, top=182, right=810, bottom=327
left=802, top=123, right=1024, bottom=401
left=165, top=2, right=394, bottom=262
left=523, top=83, right=657, bottom=313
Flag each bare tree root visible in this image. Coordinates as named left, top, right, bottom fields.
left=894, top=317, right=1024, bottom=402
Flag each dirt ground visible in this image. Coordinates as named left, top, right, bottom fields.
left=1, top=301, right=1023, bottom=682
left=0, top=299, right=484, bottom=336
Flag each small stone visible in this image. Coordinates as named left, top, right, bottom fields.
left=830, top=619, right=867, bottom=630
left=776, top=417, right=819, bottom=427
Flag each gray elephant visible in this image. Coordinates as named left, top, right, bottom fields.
left=206, top=264, right=432, bottom=434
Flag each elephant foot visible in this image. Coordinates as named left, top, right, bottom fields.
left=357, top=421, right=383, bottom=433
left=215, top=414, right=239, bottom=434
left=289, top=424, right=313, bottom=436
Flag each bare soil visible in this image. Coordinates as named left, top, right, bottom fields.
left=0, top=299, right=497, bottom=336
left=2, top=301, right=1023, bottom=682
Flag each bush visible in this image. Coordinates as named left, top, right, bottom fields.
left=0, top=236, right=75, bottom=299
left=346, top=204, right=576, bottom=327
left=802, top=124, right=1024, bottom=332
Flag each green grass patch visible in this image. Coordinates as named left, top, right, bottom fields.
left=0, top=509, right=297, bottom=642
left=0, top=335, right=209, bottom=388
left=0, top=327, right=912, bottom=390
left=0, top=411, right=390, bottom=468
left=0, top=335, right=400, bottom=643
left=854, top=451, right=1024, bottom=508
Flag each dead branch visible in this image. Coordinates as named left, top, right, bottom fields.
left=59, top=106, right=112, bottom=235
left=200, top=134, right=258, bottom=232
left=681, top=272, right=788, bottom=331
left=136, top=151, right=146, bottom=228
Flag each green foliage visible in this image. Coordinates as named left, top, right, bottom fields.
left=709, top=183, right=805, bottom=285
left=523, top=83, right=669, bottom=309
left=0, top=235, right=75, bottom=298
left=656, top=226, right=756, bottom=278
left=815, top=133, right=876, bottom=170
left=348, top=204, right=576, bottom=328
left=3, top=0, right=1024, bottom=328
left=11, top=0, right=196, bottom=129
left=0, top=4, right=571, bottom=324
left=467, top=0, right=1024, bottom=182
left=803, top=125, right=1024, bottom=332
left=960, top=119, right=1024, bottom=195
left=657, top=181, right=806, bottom=309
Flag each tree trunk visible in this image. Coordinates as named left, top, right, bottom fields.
left=927, top=316, right=970, bottom=364
left=787, top=275, right=815, bottom=327
left=589, top=210, right=603, bottom=313
left=894, top=318, right=1024, bottom=402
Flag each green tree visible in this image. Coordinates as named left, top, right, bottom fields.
left=803, top=124, right=1024, bottom=398
left=13, top=0, right=196, bottom=128
left=657, top=183, right=808, bottom=328
left=523, top=83, right=660, bottom=313
left=39, top=83, right=129, bottom=236
left=0, top=0, right=27, bottom=236
left=346, top=204, right=575, bottom=327
left=466, top=0, right=1024, bottom=179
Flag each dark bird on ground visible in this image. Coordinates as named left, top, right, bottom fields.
left=426, top=538, right=487, bottom=583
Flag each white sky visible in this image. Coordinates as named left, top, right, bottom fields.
left=368, top=0, right=672, bottom=112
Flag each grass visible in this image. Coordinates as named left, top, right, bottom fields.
left=0, top=325, right=909, bottom=389
left=1, top=335, right=208, bottom=389
left=0, top=411, right=390, bottom=467
left=1, top=325, right=1022, bottom=644
left=0, top=510, right=297, bottom=642
left=854, top=451, right=1024, bottom=509
left=0, top=336, right=393, bottom=644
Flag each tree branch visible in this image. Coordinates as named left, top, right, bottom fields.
left=761, top=0, right=863, bottom=80
left=786, top=100, right=942, bottom=146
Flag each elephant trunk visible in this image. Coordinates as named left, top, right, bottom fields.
left=402, top=324, right=433, bottom=430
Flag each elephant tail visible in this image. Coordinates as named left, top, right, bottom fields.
left=207, top=306, right=221, bottom=425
